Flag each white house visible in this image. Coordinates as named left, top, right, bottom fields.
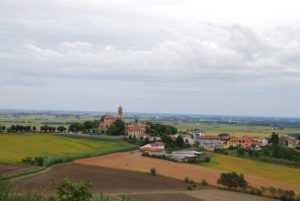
left=193, top=130, right=205, bottom=138
left=139, top=142, right=165, bottom=155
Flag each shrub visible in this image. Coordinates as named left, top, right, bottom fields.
left=34, top=157, right=44, bottom=167
left=57, top=176, right=93, bottom=201
left=217, top=172, right=248, bottom=190
left=22, top=156, right=34, bottom=164
left=187, top=186, right=193, bottom=190
left=201, top=179, right=208, bottom=186
left=150, top=168, right=156, bottom=176
left=205, top=157, right=210, bottom=163
left=184, top=177, right=189, bottom=183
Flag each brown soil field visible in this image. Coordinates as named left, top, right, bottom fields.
left=0, top=164, right=39, bottom=176
left=118, top=190, right=276, bottom=201
left=120, top=193, right=203, bottom=201
left=75, top=152, right=300, bottom=194
left=11, top=163, right=187, bottom=193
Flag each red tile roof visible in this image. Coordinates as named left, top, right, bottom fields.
left=198, top=136, right=221, bottom=139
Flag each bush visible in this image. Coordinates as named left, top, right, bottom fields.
left=150, top=168, right=156, bottom=176
left=187, top=186, right=193, bottom=190
left=22, top=156, right=33, bottom=164
left=201, top=179, right=208, bottom=185
left=57, top=176, right=93, bottom=201
left=184, top=177, right=189, bottom=184
left=217, top=172, right=248, bottom=190
left=205, top=157, right=210, bottom=163
left=34, top=157, right=44, bottom=167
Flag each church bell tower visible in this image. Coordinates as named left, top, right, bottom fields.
left=118, top=105, right=123, bottom=119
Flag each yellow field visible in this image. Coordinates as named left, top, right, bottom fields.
left=202, top=154, right=300, bottom=186
left=0, top=134, right=132, bottom=164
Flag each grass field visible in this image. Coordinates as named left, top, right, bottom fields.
left=201, top=154, right=300, bottom=186
left=170, top=122, right=300, bottom=137
left=0, top=134, right=135, bottom=165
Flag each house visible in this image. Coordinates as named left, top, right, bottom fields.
left=169, top=134, right=178, bottom=141
left=221, top=135, right=237, bottom=149
left=195, top=136, right=223, bottom=151
left=169, top=151, right=202, bottom=162
left=126, top=128, right=149, bottom=139
left=181, top=134, right=195, bottom=145
left=149, top=136, right=161, bottom=142
left=237, top=136, right=264, bottom=150
left=139, top=142, right=165, bottom=156
left=193, top=130, right=205, bottom=138
left=262, top=138, right=269, bottom=146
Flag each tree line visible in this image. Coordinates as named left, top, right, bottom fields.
left=0, top=124, right=67, bottom=133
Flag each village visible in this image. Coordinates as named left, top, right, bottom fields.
left=98, top=106, right=300, bottom=163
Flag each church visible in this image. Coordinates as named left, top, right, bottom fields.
left=98, top=106, right=123, bottom=129
left=98, top=106, right=149, bottom=138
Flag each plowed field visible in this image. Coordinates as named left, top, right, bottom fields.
left=75, top=152, right=300, bottom=194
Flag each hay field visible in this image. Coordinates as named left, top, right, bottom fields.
left=0, top=134, right=134, bottom=164
left=201, top=154, right=300, bottom=186
left=74, top=152, right=300, bottom=194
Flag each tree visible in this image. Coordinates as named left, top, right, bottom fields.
left=57, top=126, right=66, bottom=132
left=270, top=132, right=279, bottom=146
left=32, top=126, right=36, bottom=131
left=175, top=136, right=184, bottom=147
left=237, top=147, right=246, bottom=156
left=217, top=172, right=248, bottom=190
left=107, top=120, right=125, bottom=135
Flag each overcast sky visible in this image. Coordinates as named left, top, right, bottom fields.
left=1, top=0, right=300, bottom=117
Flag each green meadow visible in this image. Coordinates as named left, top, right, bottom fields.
left=201, top=154, right=300, bottom=186
left=0, top=134, right=136, bottom=165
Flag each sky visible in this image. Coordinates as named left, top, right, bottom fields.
left=1, top=0, right=300, bottom=117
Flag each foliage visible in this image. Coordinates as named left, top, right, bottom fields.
left=175, top=136, right=184, bottom=147
left=107, top=120, right=125, bottom=135
left=270, top=132, right=280, bottom=146
left=22, top=156, right=45, bottom=166
left=150, top=168, right=156, bottom=176
left=237, top=147, right=246, bottom=156
left=69, top=120, right=100, bottom=132
left=57, top=176, right=93, bottom=201
left=205, top=157, right=210, bottom=162
left=217, top=172, right=248, bottom=189
left=146, top=122, right=177, bottom=136
left=201, top=179, right=208, bottom=185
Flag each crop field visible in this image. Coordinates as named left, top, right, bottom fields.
left=0, top=134, right=135, bottom=165
left=169, top=122, right=300, bottom=137
left=74, top=152, right=300, bottom=194
left=201, top=154, right=300, bottom=186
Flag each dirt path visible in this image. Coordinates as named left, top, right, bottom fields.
left=74, top=152, right=300, bottom=194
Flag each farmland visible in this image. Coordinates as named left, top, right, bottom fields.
left=74, top=152, right=300, bottom=194
left=0, top=134, right=135, bottom=165
left=201, top=154, right=300, bottom=186
left=168, top=122, right=300, bottom=138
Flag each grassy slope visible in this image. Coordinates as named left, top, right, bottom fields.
left=201, top=154, right=300, bottom=186
left=0, top=134, right=133, bottom=164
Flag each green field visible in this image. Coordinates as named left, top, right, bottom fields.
left=0, top=134, right=135, bottom=165
left=201, top=154, right=300, bottom=186
left=170, top=122, right=300, bottom=138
